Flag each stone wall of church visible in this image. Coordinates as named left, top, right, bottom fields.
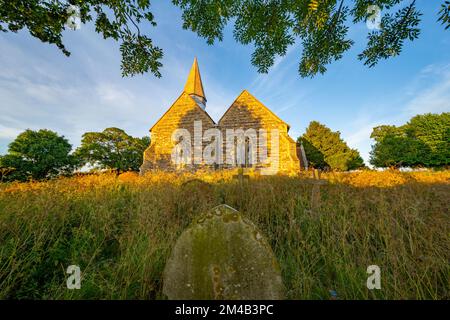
left=140, top=92, right=216, bottom=174
left=140, top=91, right=301, bottom=175
left=217, top=91, right=300, bottom=174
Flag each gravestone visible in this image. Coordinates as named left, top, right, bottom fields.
left=232, top=167, right=250, bottom=183
left=309, top=179, right=327, bottom=214
left=163, top=204, right=284, bottom=299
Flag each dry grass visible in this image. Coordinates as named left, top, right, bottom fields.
left=0, top=170, right=448, bottom=299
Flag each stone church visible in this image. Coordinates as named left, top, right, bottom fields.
left=140, top=58, right=303, bottom=175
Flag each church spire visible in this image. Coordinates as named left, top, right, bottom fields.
left=184, top=57, right=207, bottom=105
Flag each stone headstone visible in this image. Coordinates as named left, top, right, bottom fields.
left=232, top=167, right=250, bottom=183
left=163, top=204, right=284, bottom=299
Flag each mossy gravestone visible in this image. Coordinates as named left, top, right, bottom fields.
left=163, top=204, right=284, bottom=299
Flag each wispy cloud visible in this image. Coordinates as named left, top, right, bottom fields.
left=0, top=31, right=160, bottom=153
left=404, top=64, right=450, bottom=115
left=249, top=42, right=300, bottom=96
left=0, top=125, right=22, bottom=140
left=341, top=63, right=450, bottom=165
left=0, top=22, right=237, bottom=154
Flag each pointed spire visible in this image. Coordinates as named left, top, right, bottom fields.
left=184, top=57, right=206, bottom=104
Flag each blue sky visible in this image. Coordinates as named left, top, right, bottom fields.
left=0, top=1, right=449, bottom=165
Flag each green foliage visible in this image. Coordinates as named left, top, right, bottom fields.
left=298, top=121, right=364, bottom=171
left=299, top=137, right=327, bottom=169
left=407, top=113, right=450, bottom=164
left=370, top=113, right=450, bottom=168
left=438, top=0, right=450, bottom=29
left=297, top=0, right=354, bottom=76
left=174, top=0, right=438, bottom=77
left=1, top=1, right=448, bottom=78
left=0, top=129, right=76, bottom=181
left=75, top=127, right=150, bottom=173
left=358, top=0, right=422, bottom=67
left=0, top=0, right=162, bottom=77
left=369, top=134, right=430, bottom=168
left=370, top=124, right=402, bottom=141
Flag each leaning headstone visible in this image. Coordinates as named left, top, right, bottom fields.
left=163, top=204, right=284, bottom=299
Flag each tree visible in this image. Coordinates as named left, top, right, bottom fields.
left=370, top=125, right=403, bottom=141
left=369, top=134, right=430, bottom=168
left=369, top=112, right=450, bottom=167
left=298, top=121, right=364, bottom=171
left=298, top=137, right=327, bottom=169
left=75, top=127, right=150, bottom=174
left=406, top=113, right=450, bottom=166
left=1, top=1, right=448, bottom=78
left=0, top=129, right=76, bottom=181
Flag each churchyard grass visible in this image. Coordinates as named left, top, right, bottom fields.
left=0, top=170, right=448, bottom=299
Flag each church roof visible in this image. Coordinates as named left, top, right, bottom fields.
left=183, top=57, right=206, bottom=102
left=149, top=92, right=215, bottom=132
left=218, top=90, right=291, bottom=131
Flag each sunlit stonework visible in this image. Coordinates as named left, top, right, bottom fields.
left=140, top=58, right=304, bottom=175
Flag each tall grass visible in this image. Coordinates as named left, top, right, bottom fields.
left=0, top=170, right=448, bottom=299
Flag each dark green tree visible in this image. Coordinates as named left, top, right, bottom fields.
left=0, top=129, right=77, bottom=181
left=370, top=125, right=403, bottom=141
left=298, top=137, right=327, bottom=168
left=406, top=113, right=450, bottom=166
left=298, top=121, right=364, bottom=171
left=75, top=127, right=150, bottom=174
left=369, top=133, right=430, bottom=168
left=0, top=1, right=448, bottom=78
left=369, top=112, right=449, bottom=167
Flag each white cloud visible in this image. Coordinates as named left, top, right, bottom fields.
left=249, top=42, right=300, bottom=97
left=0, top=26, right=238, bottom=154
left=405, top=65, right=450, bottom=115
left=96, top=83, right=136, bottom=108
left=0, top=125, right=22, bottom=139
